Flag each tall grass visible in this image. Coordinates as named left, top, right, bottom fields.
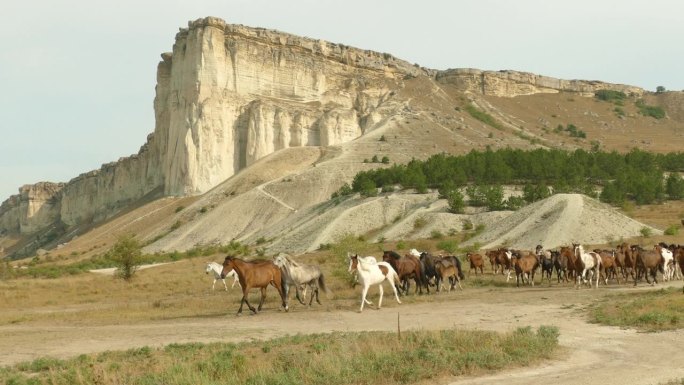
left=589, top=288, right=684, bottom=332
left=0, top=327, right=559, bottom=385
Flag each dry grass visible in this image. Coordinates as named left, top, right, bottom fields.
left=589, top=287, right=684, bottom=332
left=0, top=326, right=560, bottom=385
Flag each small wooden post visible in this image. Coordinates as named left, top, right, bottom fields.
left=397, top=312, right=401, bottom=340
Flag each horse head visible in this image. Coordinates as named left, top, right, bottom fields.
left=347, top=253, right=358, bottom=273
left=220, top=256, right=235, bottom=278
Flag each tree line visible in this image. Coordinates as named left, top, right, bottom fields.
left=333, top=148, right=684, bottom=211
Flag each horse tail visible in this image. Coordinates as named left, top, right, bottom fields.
left=318, top=273, right=328, bottom=294
left=280, top=271, right=289, bottom=297
left=454, top=257, right=465, bottom=280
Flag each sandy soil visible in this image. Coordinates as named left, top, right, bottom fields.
left=1, top=280, right=682, bottom=384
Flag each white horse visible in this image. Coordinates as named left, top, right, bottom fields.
left=574, top=245, right=602, bottom=288
left=347, top=253, right=402, bottom=312
left=205, top=262, right=240, bottom=290
left=655, top=245, right=674, bottom=281
left=273, top=253, right=327, bottom=306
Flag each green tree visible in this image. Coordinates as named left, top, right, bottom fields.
left=656, top=85, right=666, bottom=93
left=484, top=185, right=505, bottom=211
left=666, top=173, right=684, bottom=200
left=110, top=234, right=142, bottom=282
left=447, top=190, right=465, bottom=213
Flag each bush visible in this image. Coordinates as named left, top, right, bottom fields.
left=436, top=239, right=459, bottom=254
left=447, top=190, right=465, bottom=213
left=595, top=89, right=626, bottom=102
left=640, top=227, right=653, bottom=238
left=413, top=217, right=428, bottom=229
left=636, top=99, right=665, bottom=119
left=430, top=230, right=443, bottom=239
left=110, top=235, right=142, bottom=282
left=665, top=225, right=679, bottom=236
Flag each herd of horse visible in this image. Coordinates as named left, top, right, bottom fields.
left=479, top=242, right=684, bottom=289
left=206, top=242, right=684, bottom=315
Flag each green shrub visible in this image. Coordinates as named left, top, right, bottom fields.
left=665, top=225, right=679, bottom=236
left=595, top=89, right=626, bottom=102
left=636, top=99, right=665, bottom=119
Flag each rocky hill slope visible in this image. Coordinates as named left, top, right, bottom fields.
left=2, top=16, right=683, bottom=259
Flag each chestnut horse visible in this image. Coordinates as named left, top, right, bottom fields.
left=220, top=256, right=289, bottom=315
left=382, top=251, right=426, bottom=295
left=616, top=243, right=636, bottom=280
left=594, top=249, right=620, bottom=285
left=466, top=252, right=484, bottom=276
left=559, top=246, right=578, bottom=283
left=513, top=251, right=539, bottom=287
left=486, top=248, right=513, bottom=281
left=436, top=255, right=464, bottom=291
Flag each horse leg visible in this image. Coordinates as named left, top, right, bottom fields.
left=255, top=287, right=267, bottom=312
left=238, top=286, right=256, bottom=315
left=212, top=279, right=217, bottom=290
left=359, top=284, right=370, bottom=312
left=389, top=275, right=402, bottom=304
left=222, top=279, right=228, bottom=291
left=377, top=284, right=384, bottom=310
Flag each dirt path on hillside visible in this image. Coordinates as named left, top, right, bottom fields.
left=1, top=282, right=683, bottom=384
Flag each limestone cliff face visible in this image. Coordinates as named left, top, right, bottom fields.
left=153, top=17, right=423, bottom=195
left=436, top=68, right=644, bottom=97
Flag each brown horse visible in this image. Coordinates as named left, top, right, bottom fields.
left=559, top=245, right=578, bottom=283
left=485, top=249, right=501, bottom=275
left=675, top=246, right=684, bottom=293
left=466, top=252, right=484, bottom=276
left=616, top=243, right=636, bottom=280
left=513, top=251, right=539, bottom=287
left=221, top=256, right=289, bottom=315
left=382, top=251, right=426, bottom=295
left=631, top=246, right=664, bottom=286
left=595, top=249, right=620, bottom=285
left=486, top=248, right=513, bottom=280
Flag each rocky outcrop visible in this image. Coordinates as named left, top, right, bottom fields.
left=436, top=68, right=644, bottom=97
left=0, top=183, right=64, bottom=235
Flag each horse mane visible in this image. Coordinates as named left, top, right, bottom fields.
left=384, top=250, right=402, bottom=260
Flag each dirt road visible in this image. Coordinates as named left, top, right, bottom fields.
left=1, top=281, right=683, bottom=384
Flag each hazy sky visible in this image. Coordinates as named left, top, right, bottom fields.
left=1, top=0, right=683, bottom=201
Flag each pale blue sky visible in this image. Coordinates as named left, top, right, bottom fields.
left=1, top=0, right=683, bottom=201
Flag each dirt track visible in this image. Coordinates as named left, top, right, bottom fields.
left=1, top=280, right=683, bottom=384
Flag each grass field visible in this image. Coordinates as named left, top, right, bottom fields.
left=589, top=287, right=684, bottom=332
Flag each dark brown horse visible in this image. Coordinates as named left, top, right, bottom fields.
left=485, top=250, right=500, bottom=275
left=559, top=246, right=578, bottom=283
left=675, top=246, right=684, bottom=293
left=221, top=256, right=289, bottom=315
left=382, top=251, right=426, bottom=295
left=630, top=246, right=664, bottom=286
left=536, top=245, right=554, bottom=285
left=466, top=252, right=484, bottom=276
